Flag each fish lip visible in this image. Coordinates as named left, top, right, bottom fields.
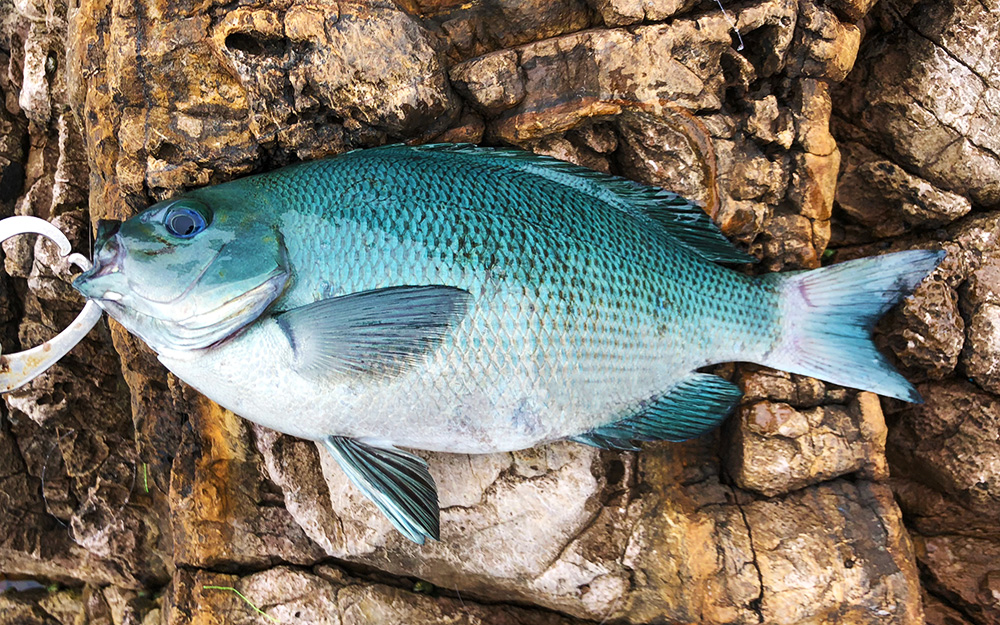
left=94, top=268, right=289, bottom=353
left=73, top=231, right=127, bottom=300
left=91, top=232, right=125, bottom=278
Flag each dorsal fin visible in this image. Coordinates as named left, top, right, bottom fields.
left=368, top=143, right=755, bottom=265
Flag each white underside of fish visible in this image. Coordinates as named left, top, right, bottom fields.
left=158, top=286, right=750, bottom=454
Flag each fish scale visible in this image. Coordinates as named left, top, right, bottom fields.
left=72, top=143, right=943, bottom=542
left=210, top=146, right=779, bottom=449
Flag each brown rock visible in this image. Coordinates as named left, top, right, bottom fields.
left=737, top=365, right=846, bottom=406
left=570, top=121, right=618, bottom=154
left=826, top=0, right=879, bottom=22
left=725, top=392, right=888, bottom=496
left=254, top=428, right=924, bottom=624
left=424, top=0, right=594, bottom=59
left=0, top=0, right=938, bottom=620
left=615, top=109, right=724, bottom=213
left=484, top=6, right=798, bottom=143
left=524, top=134, right=612, bottom=173
left=586, top=0, right=698, bottom=26
left=836, top=0, right=1000, bottom=205
left=745, top=95, right=794, bottom=149
left=169, top=565, right=582, bottom=625
left=0, top=588, right=85, bottom=625
left=836, top=141, right=972, bottom=241
left=449, top=50, right=526, bottom=116
left=209, top=2, right=460, bottom=149
left=430, top=110, right=486, bottom=144
left=881, top=276, right=964, bottom=381
left=924, top=591, right=975, bottom=625
left=888, top=380, right=1000, bottom=521
left=793, top=79, right=836, bottom=156
left=743, top=481, right=922, bottom=624
left=917, top=534, right=1000, bottom=625
left=759, top=213, right=820, bottom=270
left=790, top=149, right=840, bottom=221
left=960, top=259, right=1000, bottom=394
left=168, top=388, right=326, bottom=570
left=791, top=0, right=862, bottom=81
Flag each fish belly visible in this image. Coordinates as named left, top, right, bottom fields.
left=159, top=264, right=771, bottom=453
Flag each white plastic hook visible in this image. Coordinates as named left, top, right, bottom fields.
left=0, top=215, right=104, bottom=392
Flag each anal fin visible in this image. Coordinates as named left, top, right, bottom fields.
left=572, top=373, right=743, bottom=450
left=323, top=436, right=440, bottom=544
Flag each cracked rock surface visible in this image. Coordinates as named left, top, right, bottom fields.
left=830, top=0, right=1000, bottom=621
left=0, top=0, right=994, bottom=622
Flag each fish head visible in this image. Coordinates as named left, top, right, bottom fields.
left=73, top=189, right=290, bottom=354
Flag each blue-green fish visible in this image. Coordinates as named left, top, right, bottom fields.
left=73, top=144, right=943, bottom=543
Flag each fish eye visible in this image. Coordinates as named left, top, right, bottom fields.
left=164, top=201, right=210, bottom=239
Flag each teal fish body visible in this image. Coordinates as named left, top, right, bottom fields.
left=74, top=144, right=943, bottom=542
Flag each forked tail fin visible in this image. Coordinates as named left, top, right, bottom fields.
left=763, top=250, right=946, bottom=402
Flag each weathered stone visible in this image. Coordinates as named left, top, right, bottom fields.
left=0, top=0, right=947, bottom=619
left=0, top=582, right=157, bottom=625
left=431, top=109, right=486, bottom=144
left=888, top=380, right=1000, bottom=521
left=836, top=0, right=1000, bottom=205
left=759, top=213, right=820, bottom=270
left=449, top=50, right=525, bottom=116
left=881, top=276, right=964, bottom=381
left=615, top=109, right=724, bottom=214
left=942, top=213, right=1000, bottom=289
left=826, top=0, right=879, bottom=22
left=169, top=565, right=583, bottom=625
left=101, top=584, right=160, bottom=625
left=726, top=392, right=888, bottom=496
left=0, top=588, right=84, bottom=625
left=585, top=0, right=698, bottom=26
left=570, top=121, right=618, bottom=154
left=924, top=591, right=975, bottom=625
left=168, top=386, right=326, bottom=570
left=484, top=2, right=799, bottom=143
left=421, top=0, right=594, bottom=59
left=211, top=2, right=460, bottom=151
left=742, top=481, right=922, bottom=624
left=835, top=141, right=972, bottom=241
left=960, top=259, right=1000, bottom=394
left=524, top=134, right=612, bottom=173
left=791, top=0, right=861, bottom=81
left=790, top=149, right=840, bottom=221
left=916, top=534, right=1000, bottom=625
left=793, top=79, right=836, bottom=156
left=253, top=426, right=924, bottom=623
left=745, top=95, right=794, bottom=149
left=737, top=365, right=848, bottom=406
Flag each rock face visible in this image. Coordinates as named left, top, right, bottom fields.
left=830, top=0, right=1000, bottom=621
left=0, top=0, right=995, bottom=623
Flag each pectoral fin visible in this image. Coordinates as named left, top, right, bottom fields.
left=277, top=285, right=471, bottom=379
left=572, top=373, right=743, bottom=450
left=323, top=436, right=440, bottom=544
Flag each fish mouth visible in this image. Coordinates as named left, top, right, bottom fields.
left=97, top=269, right=288, bottom=353
left=74, top=222, right=127, bottom=302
